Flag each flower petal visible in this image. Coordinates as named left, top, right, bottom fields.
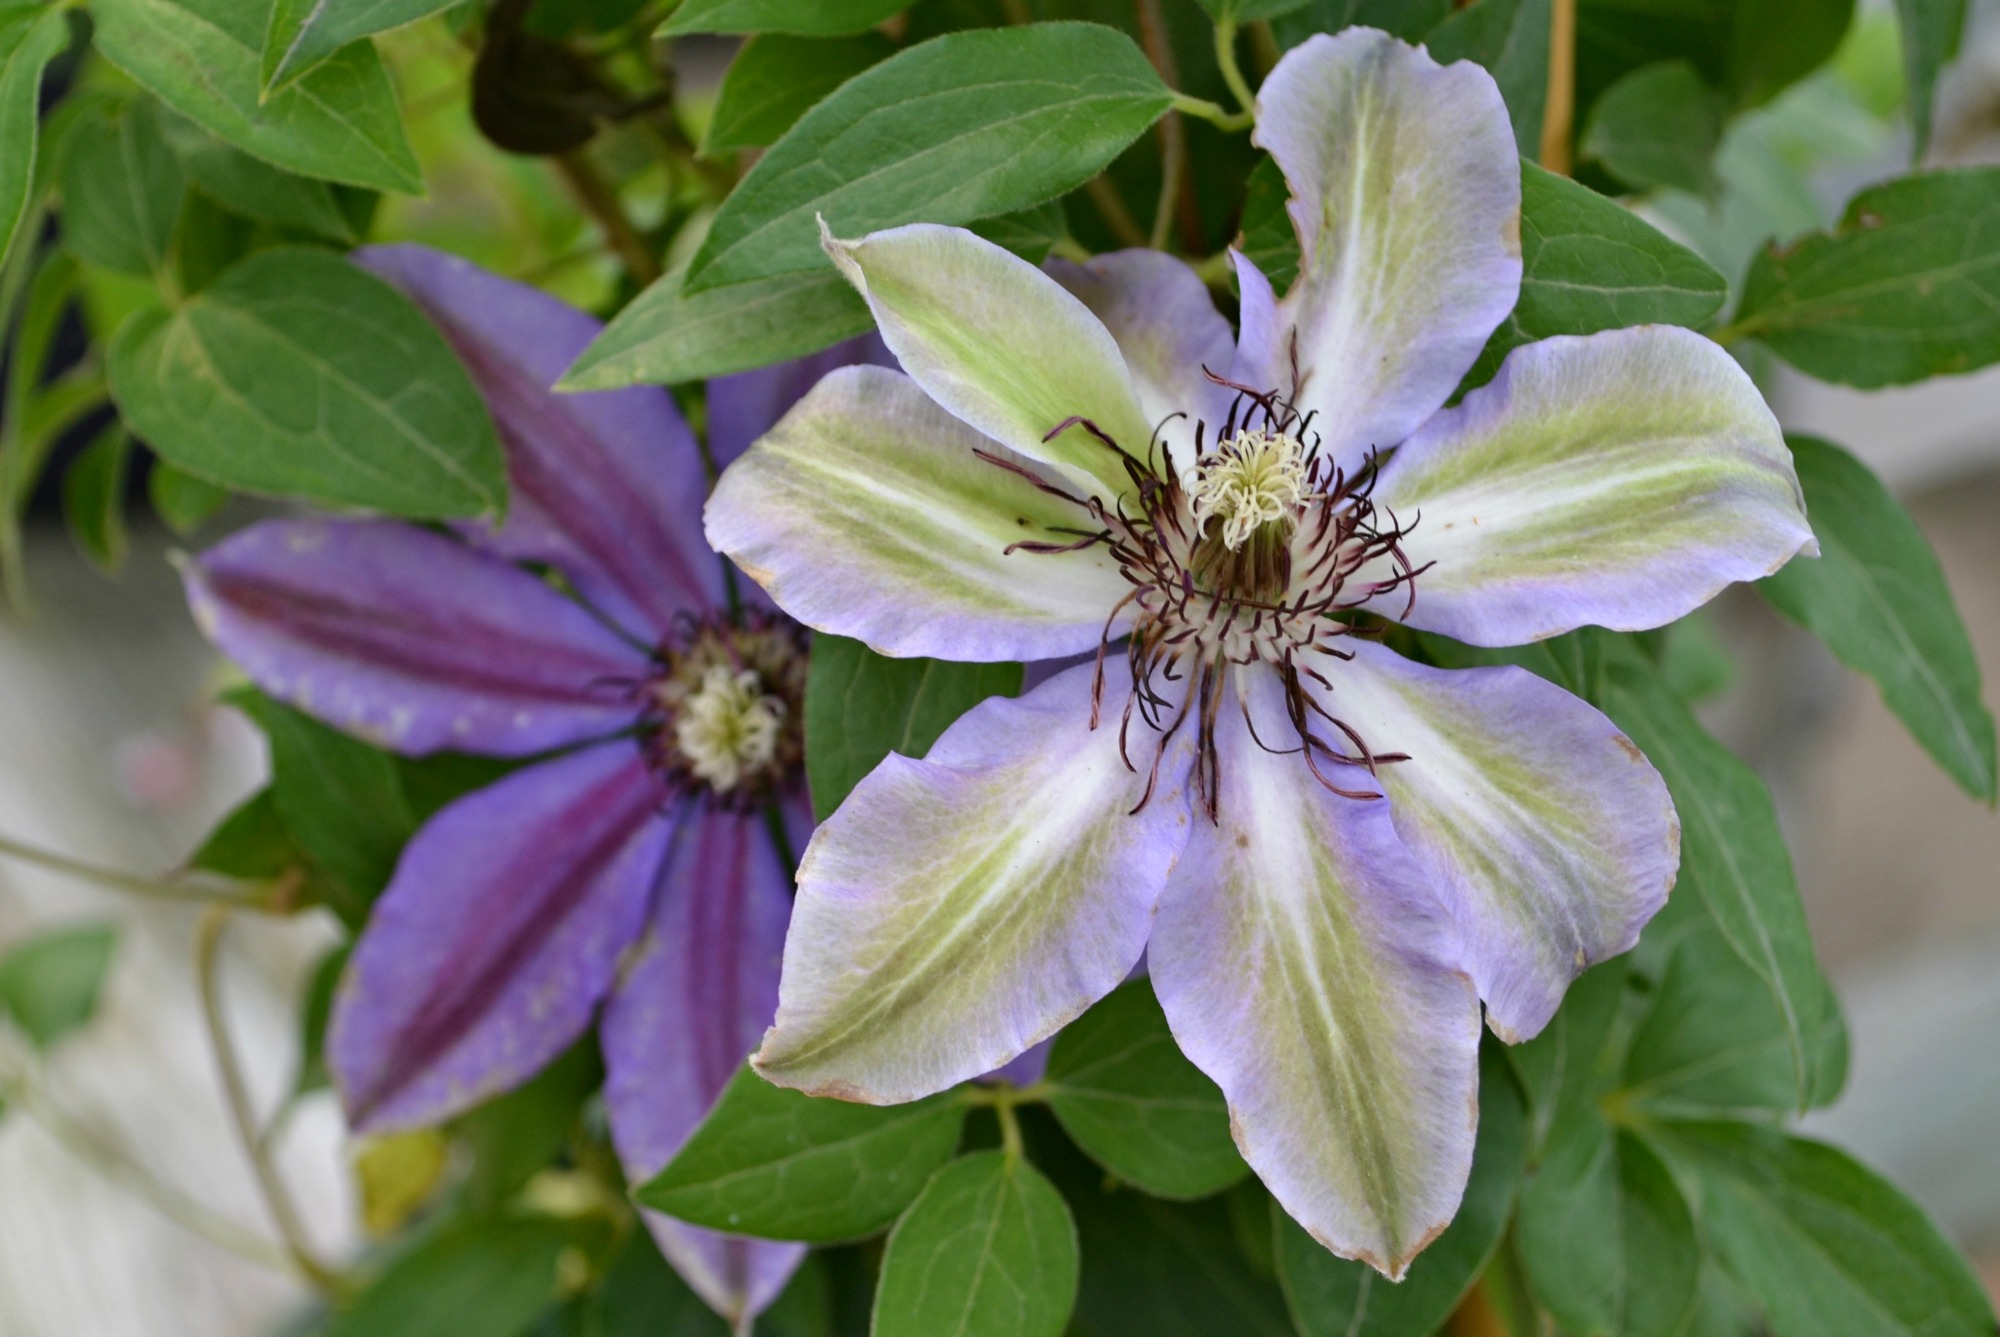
left=1229, top=249, right=1283, bottom=395
left=822, top=221, right=1156, bottom=497
left=707, top=331, right=893, bottom=471
left=707, top=365, right=1131, bottom=661
left=329, top=743, right=671, bottom=1132
left=1150, top=662, right=1480, bottom=1280
left=1319, top=641, right=1678, bottom=1042
left=184, top=518, right=648, bottom=757
left=357, top=243, right=722, bottom=634
left=1371, top=327, right=1816, bottom=646
left=1255, top=30, right=1521, bottom=466
left=753, top=659, right=1194, bottom=1103
left=1046, top=249, right=1234, bottom=473
left=602, top=808, right=806, bottom=1329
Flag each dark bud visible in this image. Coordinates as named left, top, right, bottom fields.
left=472, top=0, right=625, bottom=156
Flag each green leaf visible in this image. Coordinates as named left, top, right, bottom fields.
left=1516, top=1122, right=1700, bottom=1337
left=1273, top=1043, right=1527, bottom=1337
left=62, top=425, right=134, bottom=573
left=148, top=460, right=231, bottom=534
left=108, top=248, right=507, bottom=518
left=0, top=923, right=117, bottom=1049
left=588, top=1229, right=734, bottom=1337
left=1656, top=1124, right=1997, bottom=1337
left=872, top=1151, right=1079, bottom=1337
left=294, top=942, right=346, bottom=1096
left=634, top=1065, right=967, bottom=1244
left=1236, top=156, right=1297, bottom=295
left=1043, top=981, right=1245, bottom=1201
left=562, top=266, right=873, bottom=390
left=1581, top=60, right=1726, bottom=197
left=91, top=0, right=421, bottom=193
left=0, top=6, right=71, bottom=268
left=262, top=0, right=461, bottom=95
left=683, top=23, right=1171, bottom=292
left=1761, top=435, right=1996, bottom=801
left=1471, top=161, right=1729, bottom=384
left=1574, top=0, right=1852, bottom=116
left=1732, top=168, right=2000, bottom=387
left=704, top=32, right=895, bottom=155
left=1895, top=0, right=1968, bottom=156
left=1505, top=957, right=1631, bottom=1155
left=661, top=0, right=909, bottom=37
left=57, top=97, right=185, bottom=278
left=222, top=687, right=416, bottom=907
left=155, top=106, right=360, bottom=242
left=324, top=1215, right=577, bottom=1337
left=561, top=205, right=1063, bottom=389
left=456, top=1040, right=602, bottom=1210
left=1622, top=914, right=1837, bottom=1116
left=1427, top=0, right=1551, bottom=153
left=803, top=634, right=1022, bottom=822
left=1595, top=659, right=1828, bottom=1108
left=190, top=786, right=302, bottom=878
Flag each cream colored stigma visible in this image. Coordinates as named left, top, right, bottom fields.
left=673, top=665, right=784, bottom=793
left=1188, top=429, right=1313, bottom=550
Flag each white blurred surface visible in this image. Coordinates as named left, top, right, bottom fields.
left=0, top=527, right=356, bottom=1337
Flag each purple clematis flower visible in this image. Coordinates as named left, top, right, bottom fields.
left=180, top=243, right=888, bottom=1329
left=703, top=30, right=1817, bottom=1278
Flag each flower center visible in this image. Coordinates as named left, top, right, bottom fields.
left=643, top=611, right=807, bottom=803
left=994, top=378, right=1430, bottom=817
left=674, top=664, right=785, bottom=792
left=1188, top=428, right=1313, bottom=552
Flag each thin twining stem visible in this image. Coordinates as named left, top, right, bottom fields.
left=195, top=907, right=344, bottom=1296
left=0, top=831, right=273, bottom=909
left=0, top=1065, right=294, bottom=1275
left=1212, top=12, right=1259, bottom=123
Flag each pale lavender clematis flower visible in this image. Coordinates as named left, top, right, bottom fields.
left=704, top=29, right=1817, bottom=1278
left=180, top=243, right=888, bottom=1330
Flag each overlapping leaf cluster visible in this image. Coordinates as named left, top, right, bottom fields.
left=0, top=0, right=1995, bottom=1335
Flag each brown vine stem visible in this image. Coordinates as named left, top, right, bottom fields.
left=1539, top=0, right=1577, bottom=174
left=195, top=906, right=343, bottom=1296
left=553, top=150, right=662, bottom=286
left=1134, top=0, right=1193, bottom=251
left=1085, top=175, right=1151, bottom=250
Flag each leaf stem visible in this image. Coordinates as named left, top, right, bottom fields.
left=0, top=1066, right=297, bottom=1275
left=996, top=1099, right=1024, bottom=1162
left=1538, top=0, right=1577, bottom=174
left=1170, top=92, right=1253, bottom=134
left=1212, top=13, right=1258, bottom=124
left=553, top=150, right=662, bottom=286
left=195, top=906, right=344, bottom=1296
left=0, top=831, right=276, bottom=909
left=1134, top=0, right=1190, bottom=251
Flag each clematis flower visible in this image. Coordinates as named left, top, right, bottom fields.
left=704, top=29, right=1816, bottom=1277
left=180, top=243, right=887, bottom=1329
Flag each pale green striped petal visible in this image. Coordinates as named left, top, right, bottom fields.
left=822, top=221, right=1157, bottom=498
left=705, top=365, right=1129, bottom=661
left=1255, top=29, right=1521, bottom=468
left=1319, top=641, right=1678, bottom=1043
left=1151, top=663, right=1481, bottom=1280
left=753, top=660, right=1194, bottom=1102
left=1372, top=327, right=1816, bottom=647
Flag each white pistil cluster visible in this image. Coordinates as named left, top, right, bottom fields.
left=1188, top=429, right=1313, bottom=550
left=673, top=665, right=785, bottom=793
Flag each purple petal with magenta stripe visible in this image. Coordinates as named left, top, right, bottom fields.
left=329, top=742, right=672, bottom=1132
left=601, top=806, right=806, bottom=1329
left=184, top=518, right=648, bottom=758
left=357, top=244, right=723, bottom=636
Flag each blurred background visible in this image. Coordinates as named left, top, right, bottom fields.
left=3, top=1, right=1999, bottom=1332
